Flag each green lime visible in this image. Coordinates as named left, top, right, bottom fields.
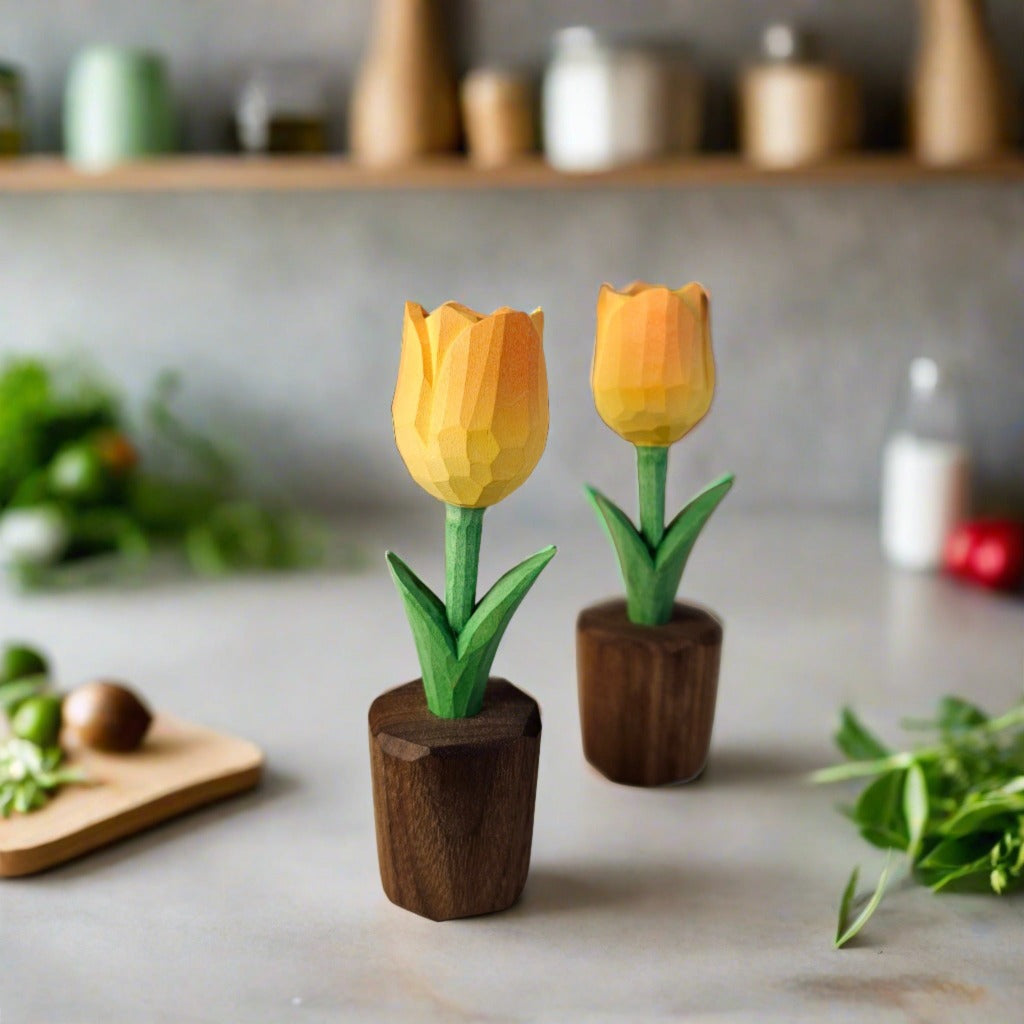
left=0, top=677, right=48, bottom=717
left=48, top=443, right=108, bottom=502
left=11, top=694, right=63, bottom=747
left=1, top=643, right=48, bottom=684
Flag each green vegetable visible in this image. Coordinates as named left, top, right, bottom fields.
left=1, top=642, right=48, bottom=684
left=0, top=358, right=118, bottom=507
left=0, top=357, right=327, bottom=588
left=11, top=694, right=63, bottom=747
left=0, top=738, right=84, bottom=817
left=813, top=696, right=1024, bottom=948
left=48, top=442, right=109, bottom=502
left=0, top=676, right=49, bottom=716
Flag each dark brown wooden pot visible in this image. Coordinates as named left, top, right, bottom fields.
left=368, top=677, right=541, bottom=921
left=576, top=599, right=722, bottom=787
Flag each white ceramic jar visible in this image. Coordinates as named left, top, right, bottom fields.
left=542, top=27, right=677, bottom=172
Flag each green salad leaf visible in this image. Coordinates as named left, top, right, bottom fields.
left=815, top=698, right=1024, bottom=948
left=0, top=738, right=85, bottom=817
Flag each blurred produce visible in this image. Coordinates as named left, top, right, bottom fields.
left=0, top=641, right=84, bottom=817
left=11, top=694, right=62, bottom=747
left=0, top=357, right=323, bottom=589
left=881, top=358, right=971, bottom=571
left=0, top=63, right=23, bottom=155
left=911, top=0, right=1015, bottom=165
left=1, top=644, right=48, bottom=685
left=739, top=24, right=862, bottom=169
left=460, top=69, right=535, bottom=168
left=542, top=28, right=701, bottom=172
left=64, top=46, right=175, bottom=170
left=944, top=519, right=1024, bottom=592
left=349, top=0, right=459, bottom=166
left=64, top=680, right=152, bottom=752
left=814, top=695, right=1024, bottom=948
left=235, top=62, right=328, bottom=154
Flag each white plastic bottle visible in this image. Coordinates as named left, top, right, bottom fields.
left=880, top=357, right=971, bottom=571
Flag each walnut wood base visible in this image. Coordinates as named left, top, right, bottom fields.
left=368, top=678, right=541, bottom=921
left=576, top=600, right=723, bottom=787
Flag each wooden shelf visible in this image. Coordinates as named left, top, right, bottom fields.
left=1, top=154, right=1022, bottom=192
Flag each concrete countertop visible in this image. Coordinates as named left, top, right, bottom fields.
left=1, top=513, right=1021, bottom=1023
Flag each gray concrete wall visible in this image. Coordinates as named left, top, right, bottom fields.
left=0, top=3, right=1022, bottom=519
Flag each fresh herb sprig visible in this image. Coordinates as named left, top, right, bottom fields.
left=813, top=696, right=1024, bottom=948
left=0, top=357, right=325, bottom=587
left=0, top=738, right=84, bottom=817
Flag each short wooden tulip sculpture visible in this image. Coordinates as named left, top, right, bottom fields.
left=578, top=282, right=734, bottom=787
left=370, top=300, right=555, bottom=920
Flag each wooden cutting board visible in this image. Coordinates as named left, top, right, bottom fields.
left=0, top=713, right=263, bottom=877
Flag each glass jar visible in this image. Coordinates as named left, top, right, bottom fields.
left=235, top=62, right=328, bottom=154
left=542, top=27, right=670, bottom=172
left=880, top=357, right=972, bottom=570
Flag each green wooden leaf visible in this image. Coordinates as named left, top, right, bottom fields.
left=654, top=473, right=735, bottom=574
left=386, top=546, right=555, bottom=720
left=834, top=851, right=895, bottom=949
left=453, top=545, right=557, bottom=717
left=458, top=546, right=557, bottom=661
left=584, top=485, right=652, bottom=576
left=585, top=473, right=733, bottom=626
left=385, top=550, right=458, bottom=717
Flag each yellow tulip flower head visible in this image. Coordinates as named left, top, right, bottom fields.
left=591, top=281, right=716, bottom=447
left=393, top=300, right=549, bottom=508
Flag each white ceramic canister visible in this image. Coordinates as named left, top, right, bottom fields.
left=542, top=27, right=675, bottom=172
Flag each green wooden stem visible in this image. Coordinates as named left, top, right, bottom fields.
left=445, top=504, right=485, bottom=635
left=637, top=445, right=669, bottom=553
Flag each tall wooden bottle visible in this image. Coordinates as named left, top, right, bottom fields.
left=349, top=0, right=460, bottom=166
left=911, top=0, right=1014, bottom=165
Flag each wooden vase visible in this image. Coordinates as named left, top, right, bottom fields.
left=911, top=0, right=1014, bottom=165
left=368, top=678, right=541, bottom=921
left=349, top=0, right=460, bottom=166
left=576, top=600, right=722, bottom=787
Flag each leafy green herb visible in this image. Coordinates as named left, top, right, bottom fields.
left=834, top=852, right=895, bottom=949
left=0, top=357, right=327, bottom=587
left=0, top=738, right=85, bottom=817
left=814, top=697, right=1024, bottom=948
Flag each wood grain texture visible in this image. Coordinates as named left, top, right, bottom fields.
left=577, top=600, right=722, bottom=787
left=0, top=155, right=1021, bottom=193
left=0, top=714, right=263, bottom=877
left=369, top=677, right=541, bottom=921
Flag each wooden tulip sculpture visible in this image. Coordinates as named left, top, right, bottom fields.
left=371, top=300, right=554, bottom=921
left=578, top=281, right=734, bottom=787
left=388, top=300, right=555, bottom=717
left=587, top=282, right=733, bottom=625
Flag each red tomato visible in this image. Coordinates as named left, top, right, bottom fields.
left=944, top=520, right=1024, bottom=592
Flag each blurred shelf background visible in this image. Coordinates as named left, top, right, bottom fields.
left=2, top=154, right=1023, bottom=192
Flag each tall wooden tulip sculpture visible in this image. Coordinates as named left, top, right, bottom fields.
left=369, top=300, right=555, bottom=920
left=578, top=282, right=734, bottom=787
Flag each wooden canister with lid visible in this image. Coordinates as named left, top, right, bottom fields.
left=739, top=24, right=862, bottom=169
